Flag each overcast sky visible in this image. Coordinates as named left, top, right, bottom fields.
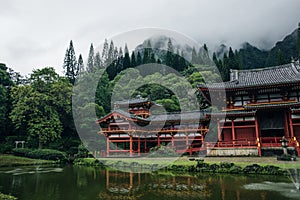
left=0, top=0, right=300, bottom=75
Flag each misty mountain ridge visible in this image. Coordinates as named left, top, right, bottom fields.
left=217, top=28, right=298, bottom=69
left=135, top=34, right=194, bottom=62
left=135, top=27, right=298, bottom=70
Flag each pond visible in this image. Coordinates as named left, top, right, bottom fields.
left=0, top=165, right=299, bottom=200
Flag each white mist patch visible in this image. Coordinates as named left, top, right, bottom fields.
left=1, top=167, right=63, bottom=176
left=244, top=181, right=300, bottom=199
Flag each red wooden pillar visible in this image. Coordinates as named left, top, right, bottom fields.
left=284, top=112, right=289, bottom=138
left=138, top=137, right=141, bottom=156
left=129, top=135, right=133, bottom=157
left=171, top=134, right=175, bottom=149
left=157, top=134, right=160, bottom=147
left=106, top=137, right=110, bottom=157
left=289, top=112, right=295, bottom=138
left=185, top=133, right=189, bottom=148
left=231, top=120, right=236, bottom=144
left=255, top=116, right=261, bottom=156
left=217, top=121, right=222, bottom=142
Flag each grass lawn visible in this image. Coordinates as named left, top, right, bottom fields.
left=0, top=155, right=56, bottom=167
left=97, top=156, right=300, bottom=169
left=98, top=157, right=195, bottom=166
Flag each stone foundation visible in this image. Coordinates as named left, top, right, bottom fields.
left=207, top=148, right=259, bottom=156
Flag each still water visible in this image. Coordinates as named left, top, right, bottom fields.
left=0, top=165, right=299, bottom=200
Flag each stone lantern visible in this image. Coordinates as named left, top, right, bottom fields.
left=281, top=136, right=289, bottom=156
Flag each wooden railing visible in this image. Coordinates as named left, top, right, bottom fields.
left=204, top=139, right=257, bottom=148
left=100, top=127, right=208, bottom=133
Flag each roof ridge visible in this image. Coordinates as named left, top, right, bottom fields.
left=236, top=63, right=292, bottom=73
left=150, top=110, right=207, bottom=116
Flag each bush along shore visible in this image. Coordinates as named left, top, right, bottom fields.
left=73, top=158, right=288, bottom=176
left=0, top=148, right=69, bottom=167
left=0, top=192, right=18, bottom=200
left=11, top=148, right=68, bottom=163
left=185, top=160, right=286, bottom=175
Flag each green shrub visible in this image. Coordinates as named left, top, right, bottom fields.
left=0, top=192, right=18, bottom=200
left=12, top=148, right=68, bottom=162
left=27, top=149, right=68, bottom=162
left=77, top=144, right=89, bottom=158
left=149, top=145, right=177, bottom=157
left=0, top=143, right=14, bottom=154
left=12, top=148, right=32, bottom=157
left=74, top=158, right=104, bottom=167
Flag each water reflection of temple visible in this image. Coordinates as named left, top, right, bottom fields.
left=98, top=170, right=209, bottom=199
left=97, top=170, right=285, bottom=200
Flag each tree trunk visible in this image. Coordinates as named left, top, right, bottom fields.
left=38, top=136, right=43, bottom=149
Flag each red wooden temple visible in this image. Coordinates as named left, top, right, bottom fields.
left=199, top=61, right=300, bottom=156
left=97, top=97, right=208, bottom=156
left=97, top=61, right=300, bottom=156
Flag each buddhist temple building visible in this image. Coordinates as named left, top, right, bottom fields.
left=199, top=61, right=300, bottom=156
left=97, top=61, right=300, bottom=157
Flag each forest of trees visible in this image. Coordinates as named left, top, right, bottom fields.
left=1, top=25, right=300, bottom=155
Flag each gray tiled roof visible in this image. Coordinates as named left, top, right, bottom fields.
left=201, top=61, right=300, bottom=89
left=207, top=110, right=257, bottom=117
left=114, top=97, right=154, bottom=106
left=150, top=110, right=207, bottom=122
left=98, top=110, right=207, bottom=124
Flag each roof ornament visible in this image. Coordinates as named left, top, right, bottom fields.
left=229, top=69, right=239, bottom=81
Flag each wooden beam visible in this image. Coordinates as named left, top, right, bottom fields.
left=220, top=125, right=256, bottom=129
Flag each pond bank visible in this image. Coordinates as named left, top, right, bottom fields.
left=74, top=156, right=300, bottom=175
left=0, top=155, right=57, bottom=167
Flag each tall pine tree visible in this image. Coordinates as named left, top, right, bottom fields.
left=143, top=40, right=152, bottom=64
left=107, top=40, right=115, bottom=66
left=94, top=52, right=102, bottom=70
left=137, top=51, right=142, bottom=66
left=77, top=54, right=84, bottom=75
left=123, top=44, right=131, bottom=69
left=222, top=53, right=230, bottom=81
left=87, top=43, right=95, bottom=73
left=114, top=47, right=119, bottom=60
left=131, top=51, right=136, bottom=67
left=166, top=38, right=174, bottom=66
left=119, top=47, right=123, bottom=58
left=63, top=40, right=78, bottom=85
left=102, top=39, right=109, bottom=67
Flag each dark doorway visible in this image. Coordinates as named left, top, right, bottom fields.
left=260, top=129, right=284, bottom=137
left=258, top=110, right=285, bottom=137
